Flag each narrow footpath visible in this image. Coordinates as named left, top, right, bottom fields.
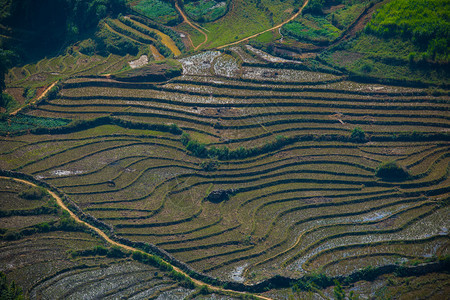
left=10, top=81, right=58, bottom=116
left=175, top=3, right=208, bottom=50
left=0, top=175, right=274, bottom=300
left=217, top=0, right=310, bottom=49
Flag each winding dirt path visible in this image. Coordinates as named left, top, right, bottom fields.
left=175, top=2, right=208, bottom=50
left=1, top=175, right=273, bottom=300
left=217, top=0, right=309, bottom=49
left=10, top=81, right=58, bottom=116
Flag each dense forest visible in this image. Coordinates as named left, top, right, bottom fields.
left=0, top=0, right=126, bottom=96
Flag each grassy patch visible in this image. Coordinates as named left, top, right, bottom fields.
left=132, top=0, right=180, bottom=25
left=366, top=0, right=449, bottom=62
left=184, top=0, right=230, bottom=22
left=282, top=14, right=341, bottom=45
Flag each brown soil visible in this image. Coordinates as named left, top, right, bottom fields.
left=0, top=176, right=274, bottom=300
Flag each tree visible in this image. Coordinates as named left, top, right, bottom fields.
left=0, top=49, right=15, bottom=96
left=333, top=280, right=345, bottom=300
left=376, top=161, right=410, bottom=181
left=0, top=272, right=24, bottom=300
left=350, top=127, right=366, bottom=142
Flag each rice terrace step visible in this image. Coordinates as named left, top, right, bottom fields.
left=0, top=0, right=448, bottom=299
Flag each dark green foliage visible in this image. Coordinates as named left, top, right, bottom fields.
left=95, top=24, right=140, bottom=56
left=350, top=127, right=366, bottom=142
left=292, top=272, right=333, bottom=291
left=366, top=0, right=449, bottom=62
left=0, top=49, right=16, bottom=96
left=45, top=83, right=60, bottom=100
left=107, top=246, right=128, bottom=258
left=71, top=245, right=128, bottom=258
left=0, top=272, right=24, bottom=300
left=59, top=213, right=84, bottom=231
left=132, top=0, right=180, bottom=26
left=376, top=161, right=410, bottom=181
left=200, top=160, right=219, bottom=171
left=184, top=0, right=231, bottom=23
left=304, top=0, right=325, bottom=14
left=333, top=280, right=345, bottom=300
left=186, top=139, right=208, bottom=157
left=0, top=93, right=17, bottom=112
left=0, top=0, right=126, bottom=62
left=185, top=135, right=296, bottom=160
left=23, top=87, right=36, bottom=101
left=77, top=39, right=98, bottom=56
left=18, top=186, right=48, bottom=200
left=169, top=270, right=196, bottom=289
left=169, top=123, right=182, bottom=134
left=36, top=222, right=51, bottom=232
left=181, top=132, right=191, bottom=146
left=0, top=114, right=71, bottom=135
left=132, top=251, right=173, bottom=272
left=282, top=14, right=341, bottom=45
left=20, top=116, right=181, bottom=137
left=198, top=284, right=210, bottom=295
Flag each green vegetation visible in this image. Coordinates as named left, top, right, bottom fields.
left=376, top=161, right=410, bottom=181
left=19, top=186, right=48, bottom=200
left=366, top=0, right=449, bottom=62
left=95, top=23, right=140, bottom=56
left=0, top=0, right=126, bottom=62
left=0, top=114, right=71, bottom=135
left=0, top=272, right=24, bottom=300
left=184, top=0, right=231, bottom=22
left=350, top=127, right=366, bottom=142
left=132, top=0, right=180, bottom=25
left=321, top=0, right=450, bottom=84
left=282, top=14, right=341, bottom=45
left=282, top=0, right=371, bottom=45
left=184, top=0, right=301, bottom=48
left=0, top=0, right=449, bottom=299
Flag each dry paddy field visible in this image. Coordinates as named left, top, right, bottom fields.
left=2, top=47, right=449, bottom=290
left=0, top=178, right=220, bottom=299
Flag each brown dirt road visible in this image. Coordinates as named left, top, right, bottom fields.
left=0, top=176, right=274, bottom=300
left=10, top=81, right=58, bottom=116
left=217, top=0, right=310, bottom=49
left=175, top=2, right=209, bottom=50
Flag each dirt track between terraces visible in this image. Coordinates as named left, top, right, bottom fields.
left=175, top=2, right=209, bottom=50
left=217, top=0, right=309, bottom=49
left=10, top=81, right=58, bottom=116
left=1, top=175, right=274, bottom=300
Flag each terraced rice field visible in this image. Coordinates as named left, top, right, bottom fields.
left=1, top=46, right=449, bottom=286
left=1, top=177, right=241, bottom=299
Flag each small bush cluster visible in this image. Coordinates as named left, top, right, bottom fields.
left=182, top=133, right=294, bottom=160
left=376, top=161, right=410, bottom=181
left=19, top=186, right=48, bottom=200
left=0, top=272, right=24, bottom=300
left=184, top=0, right=231, bottom=23
left=71, top=245, right=128, bottom=258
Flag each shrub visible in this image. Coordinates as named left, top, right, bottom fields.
left=200, top=160, right=219, bottom=171
left=107, top=246, right=128, bottom=258
left=350, top=127, right=366, bottom=142
left=0, top=272, right=24, bottom=300
left=19, top=186, right=48, bottom=200
left=376, top=161, right=410, bottom=181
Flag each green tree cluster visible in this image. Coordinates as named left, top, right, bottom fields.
left=376, top=161, right=410, bottom=181
left=0, top=272, right=24, bottom=300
